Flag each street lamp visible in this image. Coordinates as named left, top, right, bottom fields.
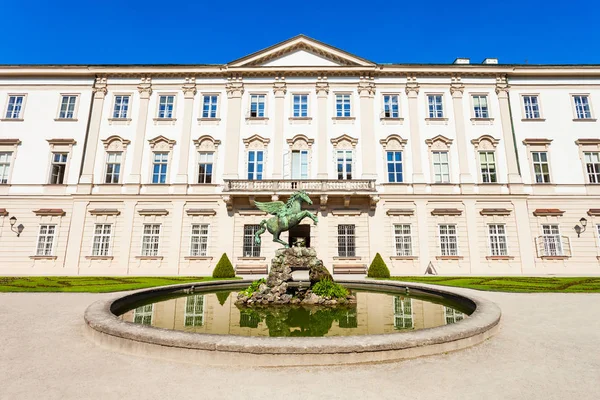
left=574, top=217, right=587, bottom=238
left=9, top=216, right=24, bottom=237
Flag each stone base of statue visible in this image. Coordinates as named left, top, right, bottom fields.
left=236, top=247, right=356, bottom=306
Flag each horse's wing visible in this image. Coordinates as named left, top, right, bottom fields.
left=254, top=201, right=285, bottom=216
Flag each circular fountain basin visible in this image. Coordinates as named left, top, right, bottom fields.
left=84, top=280, right=501, bottom=366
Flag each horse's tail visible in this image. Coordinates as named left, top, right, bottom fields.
left=254, top=220, right=267, bottom=244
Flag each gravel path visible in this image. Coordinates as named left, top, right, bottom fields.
left=1, top=289, right=599, bottom=400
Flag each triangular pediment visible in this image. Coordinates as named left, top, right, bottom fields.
left=228, top=35, right=374, bottom=68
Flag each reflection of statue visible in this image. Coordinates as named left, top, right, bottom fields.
left=254, top=190, right=318, bottom=247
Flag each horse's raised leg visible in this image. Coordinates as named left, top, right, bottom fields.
left=299, top=210, right=318, bottom=225
left=272, top=230, right=289, bottom=248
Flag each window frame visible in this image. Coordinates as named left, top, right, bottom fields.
left=290, top=149, right=309, bottom=179
left=0, top=151, right=14, bottom=184
left=242, top=224, right=261, bottom=257
left=386, top=150, right=404, bottom=183
left=392, top=224, right=413, bottom=256
left=91, top=223, right=113, bottom=257
left=393, top=296, right=413, bottom=329
left=540, top=224, right=563, bottom=256
left=334, top=93, right=352, bottom=118
left=335, top=149, right=354, bottom=180
left=35, top=224, right=57, bottom=256
left=104, top=151, right=123, bottom=184
left=471, top=93, right=490, bottom=119
left=3, top=94, right=27, bottom=120
left=184, top=295, right=205, bottom=326
left=48, top=152, right=69, bottom=185
left=571, top=94, right=594, bottom=120
left=196, top=151, right=215, bottom=184
left=382, top=94, right=400, bottom=118
left=156, top=94, right=177, bottom=119
left=583, top=152, right=600, bottom=184
left=291, top=93, right=309, bottom=118
left=151, top=151, right=170, bottom=184
left=248, top=94, right=267, bottom=118
left=530, top=151, right=551, bottom=184
left=479, top=151, right=498, bottom=183
left=438, top=224, right=458, bottom=256
left=56, top=93, right=80, bottom=120
left=247, top=149, right=265, bottom=180
left=426, top=93, right=445, bottom=119
left=141, top=223, right=161, bottom=257
left=337, top=224, right=356, bottom=257
left=190, top=224, right=210, bottom=257
left=488, top=224, right=508, bottom=256
left=111, top=94, right=132, bottom=120
left=431, top=151, right=450, bottom=183
left=521, top=94, right=543, bottom=120
left=201, top=94, right=219, bottom=119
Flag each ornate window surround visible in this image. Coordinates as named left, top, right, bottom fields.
left=0, top=139, right=21, bottom=185
left=425, top=135, right=453, bottom=183
left=243, top=134, right=270, bottom=179
left=330, top=134, right=358, bottom=178
left=101, top=135, right=131, bottom=184
left=46, top=138, right=77, bottom=185
left=147, top=135, right=176, bottom=184
left=193, top=135, right=221, bottom=184
left=522, top=138, right=553, bottom=184
left=575, top=138, right=600, bottom=184
left=471, top=135, right=501, bottom=184
left=286, top=134, right=314, bottom=178
left=380, top=134, right=408, bottom=183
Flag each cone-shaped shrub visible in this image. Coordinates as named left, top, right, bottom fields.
left=367, top=253, right=390, bottom=278
left=212, top=253, right=235, bottom=278
left=216, top=291, right=230, bottom=305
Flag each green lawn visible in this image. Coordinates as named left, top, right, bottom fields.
left=0, top=276, right=238, bottom=293
left=384, top=276, right=600, bottom=293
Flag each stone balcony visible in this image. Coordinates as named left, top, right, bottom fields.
left=223, top=179, right=376, bottom=193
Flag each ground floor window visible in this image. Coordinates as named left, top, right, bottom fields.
left=243, top=224, right=261, bottom=257
left=184, top=295, right=204, bottom=326
left=190, top=224, right=209, bottom=256
left=488, top=224, right=508, bottom=256
left=337, top=224, right=355, bottom=257
left=141, top=224, right=161, bottom=256
left=393, top=224, right=412, bottom=256
left=439, top=224, right=458, bottom=256
left=92, top=224, right=112, bottom=256
left=393, top=296, right=413, bottom=329
left=133, top=304, right=153, bottom=325
left=541, top=224, right=562, bottom=256
left=36, top=225, right=56, bottom=256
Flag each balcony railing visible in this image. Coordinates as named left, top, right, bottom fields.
left=223, top=179, right=376, bottom=192
left=535, top=235, right=572, bottom=258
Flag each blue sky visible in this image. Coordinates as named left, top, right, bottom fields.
left=3, top=0, right=599, bottom=65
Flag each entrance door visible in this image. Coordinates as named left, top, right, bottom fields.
left=288, top=224, right=311, bottom=248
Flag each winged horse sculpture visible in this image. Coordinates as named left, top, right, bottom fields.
left=254, top=190, right=318, bottom=247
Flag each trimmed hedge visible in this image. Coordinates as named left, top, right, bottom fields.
left=212, top=253, right=235, bottom=278
left=367, top=253, right=390, bottom=278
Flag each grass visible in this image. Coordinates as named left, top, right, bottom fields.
left=384, top=276, right=600, bottom=293
left=0, top=276, right=239, bottom=293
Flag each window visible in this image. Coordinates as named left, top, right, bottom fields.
left=383, top=94, right=399, bottom=118
left=337, top=224, right=356, bottom=257
left=439, top=224, right=458, bottom=256
left=0, top=152, right=12, bottom=184
left=152, top=152, right=169, bottom=184
left=36, top=225, right=56, bottom=256
left=141, top=224, right=161, bottom=256
left=432, top=151, right=450, bottom=183
left=541, top=224, right=562, bottom=256
left=184, top=295, right=205, bottom=326
left=105, top=152, right=122, bottom=184
left=197, top=152, right=214, bottom=183
left=336, top=150, right=353, bottom=180
left=386, top=151, right=403, bottom=183
left=243, top=225, right=261, bottom=257
left=247, top=150, right=264, bottom=180
left=58, top=95, right=77, bottom=119
left=190, top=224, right=209, bottom=256
left=393, top=224, right=412, bottom=256
left=472, top=95, right=489, bottom=118
left=584, top=152, right=600, bottom=183
left=113, top=95, right=130, bottom=119
left=444, top=306, right=464, bottom=324
left=249, top=94, right=265, bottom=117
left=427, top=94, right=444, bottom=118
left=133, top=304, right=153, bottom=325
left=49, top=152, right=68, bottom=184
left=531, top=151, right=550, bottom=183
left=293, top=94, right=308, bottom=117
left=5, top=95, right=24, bottom=119
left=202, top=95, right=218, bottom=118
left=488, top=224, right=508, bottom=256
left=291, top=150, right=308, bottom=179
left=338, top=311, right=358, bottom=328
left=393, top=297, right=413, bottom=329
left=523, top=95, right=540, bottom=119
left=158, top=95, right=175, bottom=118
left=479, top=151, right=497, bottom=183
left=335, top=94, right=351, bottom=117
left=92, top=224, right=112, bottom=256
left=573, top=95, right=592, bottom=119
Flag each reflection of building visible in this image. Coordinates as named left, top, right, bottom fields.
left=444, top=306, right=465, bottom=324
left=184, top=295, right=204, bottom=326
left=133, top=304, right=153, bottom=325
left=393, top=297, right=413, bottom=329
left=5, top=35, right=599, bottom=276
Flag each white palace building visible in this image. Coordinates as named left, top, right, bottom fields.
left=1, top=35, right=600, bottom=276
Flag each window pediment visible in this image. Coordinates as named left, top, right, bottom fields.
left=243, top=134, right=270, bottom=149
left=287, top=134, right=314, bottom=150
left=193, top=135, right=221, bottom=151
left=331, top=134, right=358, bottom=149
left=425, top=135, right=453, bottom=150
left=102, top=135, right=131, bottom=151
left=148, top=135, right=176, bottom=151
left=471, top=135, right=500, bottom=150
left=380, top=134, right=407, bottom=151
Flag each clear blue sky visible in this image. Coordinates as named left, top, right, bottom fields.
left=3, top=0, right=599, bottom=65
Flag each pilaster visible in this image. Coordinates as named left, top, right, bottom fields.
left=126, top=76, right=153, bottom=187
left=174, top=77, right=197, bottom=190
left=63, top=200, right=88, bottom=274
left=463, top=199, right=479, bottom=273
left=169, top=201, right=185, bottom=275
left=272, top=77, right=287, bottom=179
left=496, top=75, right=523, bottom=186
left=415, top=199, right=431, bottom=271
left=358, top=76, right=377, bottom=179
left=450, top=77, right=474, bottom=190
left=405, top=77, right=426, bottom=188
left=78, top=77, right=107, bottom=191
left=222, top=77, right=244, bottom=179
left=316, top=77, right=329, bottom=179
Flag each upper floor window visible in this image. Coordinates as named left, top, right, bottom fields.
left=247, top=150, right=264, bottom=180
left=5, top=95, right=24, bottom=119
left=249, top=94, right=265, bottom=117
left=472, top=94, right=489, bottom=118
left=531, top=151, right=550, bottom=183
left=523, top=95, right=541, bottom=119
left=336, top=150, right=353, bottom=180
left=141, top=224, right=161, bottom=256
left=439, top=224, right=458, bottom=256
left=152, top=152, right=169, bottom=184
left=105, top=152, right=122, bottom=184
left=243, top=224, right=261, bottom=257
left=49, top=152, right=68, bottom=184
left=337, top=224, right=356, bottom=257
left=386, top=151, right=403, bottom=183
left=92, top=224, right=112, bottom=256
left=293, top=94, right=308, bottom=117
left=158, top=95, right=175, bottom=119
left=197, top=152, right=214, bottom=183
left=383, top=94, right=399, bottom=118
left=58, top=95, right=77, bottom=119
left=427, top=94, right=444, bottom=118
left=335, top=94, right=351, bottom=117
left=584, top=152, right=600, bottom=184
left=36, top=225, right=56, bottom=256
left=573, top=95, right=592, bottom=119
left=291, top=150, right=308, bottom=179
left=432, top=151, right=450, bottom=183
left=202, top=95, right=218, bottom=118
left=479, top=151, right=497, bottom=183
left=0, top=152, right=12, bottom=184
left=190, top=224, right=209, bottom=257
left=393, top=224, right=412, bottom=256
left=113, top=95, right=130, bottom=119
left=488, top=224, right=508, bottom=256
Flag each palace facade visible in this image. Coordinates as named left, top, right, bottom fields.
left=1, top=35, right=600, bottom=276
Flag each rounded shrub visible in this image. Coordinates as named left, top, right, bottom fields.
left=367, top=253, right=390, bottom=278
left=212, top=253, right=235, bottom=278
left=312, top=279, right=349, bottom=299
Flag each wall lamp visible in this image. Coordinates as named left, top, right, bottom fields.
left=9, top=216, right=24, bottom=237
left=574, top=217, right=587, bottom=238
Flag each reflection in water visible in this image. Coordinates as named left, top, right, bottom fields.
left=120, top=291, right=467, bottom=337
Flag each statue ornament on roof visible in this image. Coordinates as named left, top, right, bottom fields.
left=254, top=190, right=318, bottom=248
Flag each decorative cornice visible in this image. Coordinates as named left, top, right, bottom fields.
left=0, top=208, right=8, bottom=217
left=193, top=135, right=221, bottom=148
left=186, top=209, right=217, bottom=216
left=431, top=208, right=463, bottom=216
left=425, top=135, right=454, bottom=147
left=182, top=77, right=197, bottom=98
left=450, top=76, right=465, bottom=97
left=495, top=75, right=510, bottom=96
left=138, top=209, right=169, bottom=216
left=92, top=76, right=108, bottom=97
left=286, top=134, right=314, bottom=146
left=357, top=76, right=375, bottom=97
left=575, top=139, right=600, bottom=146
left=148, top=135, right=176, bottom=149
left=226, top=77, right=244, bottom=98
left=273, top=77, right=287, bottom=97
left=137, top=76, right=152, bottom=97
left=243, top=134, right=270, bottom=147
left=47, top=138, right=77, bottom=146
left=33, top=209, right=65, bottom=216
left=386, top=209, right=414, bottom=216
left=330, top=134, right=358, bottom=148
left=533, top=208, right=564, bottom=217
left=315, top=77, right=329, bottom=96
left=480, top=208, right=512, bottom=216
left=101, top=135, right=130, bottom=150
left=587, top=209, right=600, bottom=216
left=471, top=134, right=500, bottom=149
left=0, top=138, right=22, bottom=146
left=89, top=209, right=121, bottom=216
left=522, top=138, right=553, bottom=146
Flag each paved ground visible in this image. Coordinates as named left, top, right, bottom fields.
left=1, top=289, right=599, bottom=400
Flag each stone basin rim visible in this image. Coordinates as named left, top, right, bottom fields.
left=84, top=279, right=501, bottom=355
